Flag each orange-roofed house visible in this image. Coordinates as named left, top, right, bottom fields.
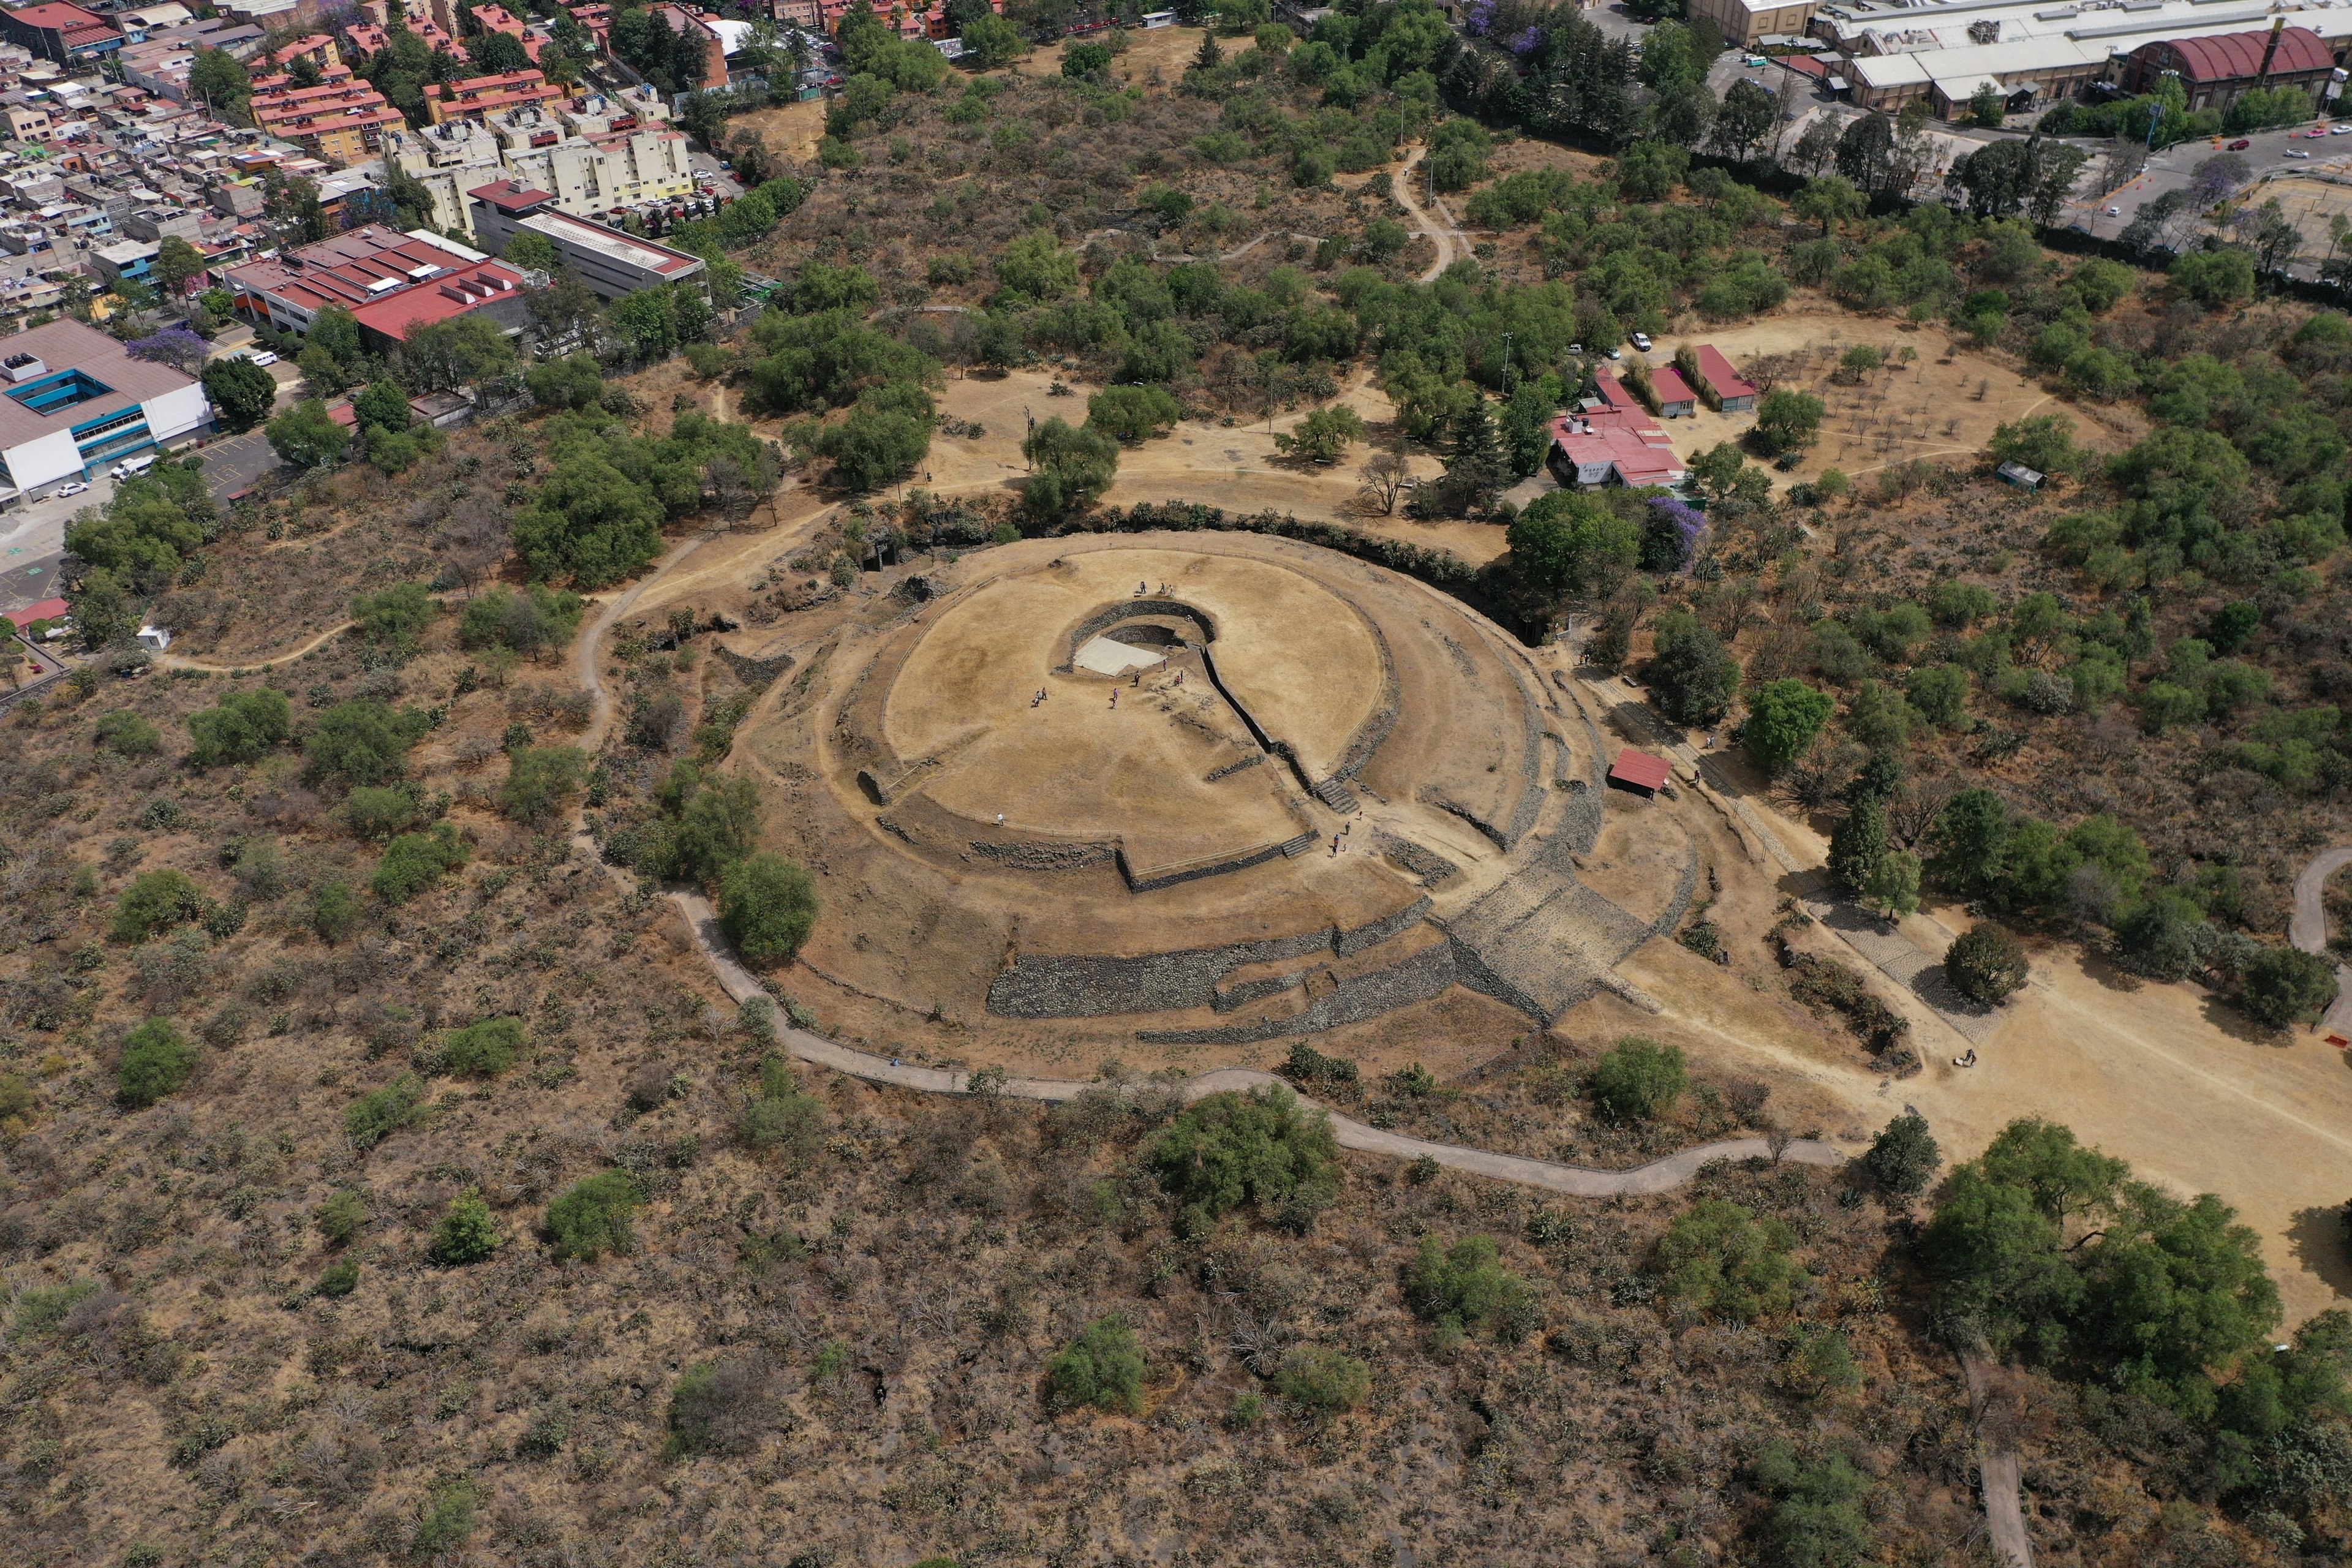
left=1550, top=374, right=1688, bottom=489
left=250, top=80, right=405, bottom=166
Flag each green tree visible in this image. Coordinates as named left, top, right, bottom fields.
left=1829, top=793, right=1890, bottom=897
left=962, top=12, right=1023, bottom=67
left=118, top=1018, right=197, bottom=1107
left=201, top=356, right=276, bottom=433
left=371, top=823, right=469, bottom=903
left=1086, top=385, right=1183, bottom=444
left=1150, top=1085, right=1337, bottom=1224
left=497, top=746, right=587, bottom=826
left=459, top=584, right=584, bottom=658
left=187, top=687, right=292, bottom=766
left=995, top=229, right=1079, bottom=303
left=2239, top=946, right=2338, bottom=1030
left=1507, top=490, right=1640, bottom=602
left=1904, top=664, right=1970, bottom=729
left=1587, top=1036, right=1686, bottom=1121
left=1645, top=611, right=1740, bottom=726
left=306, top=699, right=424, bottom=786
left=1792, top=175, right=1866, bottom=238
left=1752, top=388, right=1825, bottom=454
left=718, top=851, right=819, bottom=964
left=1656, top=1199, right=1804, bottom=1321
left=1281, top=403, right=1368, bottom=463
left=349, top=581, right=433, bottom=650
left=1863, top=847, right=1921, bottom=918
left=1751, top=1443, right=1875, bottom=1568
left=1989, top=413, right=2087, bottom=477
left=546, top=1170, right=640, bottom=1261
left=428, top=1189, right=502, bottom=1265
left=1946, top=922, right=2029, bottom=1005
left=189, top=46, right=251, bottom=120
left=311, top=876, right=361, bottom=943
left=1022, top=416, right=1120, bottom=521
left=1744, top=679, right=1834, bottom=773
left=1861, top=1112, right=1941, bottom=1199
left=266, top=398, right=349, bottom=469
left=2172, top=247, right=2256, bottom=307
left=1048, top=1314, right=1146, bottom=1413
left=513, top=452, right=666, bottom=587
left=113, top=869, right=203, bottom=943
left=344, top=1073, right=426, bottom=1148
left=2115, top=891, right=2204, bottom=981
left=737, top=1055, right=827, bottom=1167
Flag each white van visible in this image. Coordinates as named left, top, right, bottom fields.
left=108, top=453, right=156, bottom=480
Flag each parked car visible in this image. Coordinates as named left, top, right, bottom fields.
left=2105, top=205, right=2120, bottom=216
left=53, top=480, right=85, bottom=497
left=1605, top=347, right=1623, bottom=360
left=2228, top=138, right=2252, bottom=150
left=2306, top=127, right=2332, bottom=138
left=1630, top=331, right=1653, bottom=351
left=2332, top=125, right=2351, bottom=135
left=2287, top=149, right=2313, bottom=159
left=240, top=349, right=277, bottom=367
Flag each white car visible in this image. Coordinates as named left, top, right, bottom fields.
left=2333, top=125, right=2352, bottom=135
left=53, top=480, right=85, bottom=497
left=2105, top=205, right=2121, bottom=216
left=1631, top=332, right=1653, bottom=351
left=241, top=349, right=277, bottom=367
left=2286, top=149, right=2313, bottom=159
left=1605, top=347, right=1623, bottom=360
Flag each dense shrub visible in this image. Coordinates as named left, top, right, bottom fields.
left=718, top=851, right=819, bottom=963
left=1654, top=1199, right=1804, bottom=1321
left=1047, top=1314, right=1146, bottom=1413
left=344, top=1072, right=427, bottom=1149
left=546, top=1170, right=640, bottom=1261
left=437, top=1017, right=522, bottom=1077
left=117, top=1018, right=196, bottom=1107
left=1273, top=1345, right=1371, bottom=1412
left=1860, top=1112, right=1940, bottom=1199
left=1404, top=1234, right=1540, bottom=1341
left=371, top=823, right=469, bottom=902
left=113, top=869, right=203, bottom=943
left=427, top=1189, right=501, bottom=1265
left=736, top=1054, right=826, bottom=1166
left=187, top=687, right=291, bottom=766
left=459, top=583, right=585, bottom=657
left=305, top=699, right=426, bottom=786
left=94, top=709, right=160, bottom=755
left=1586, top=1036, right=1686, bottom=1122
left=1150, top=1085, right=1338, bottom=1226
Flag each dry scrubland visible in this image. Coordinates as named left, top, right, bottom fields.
left=10, top=16, right=2352, bottom=1568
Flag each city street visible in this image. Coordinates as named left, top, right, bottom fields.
left=2062, top=118, right=2352, bottom=265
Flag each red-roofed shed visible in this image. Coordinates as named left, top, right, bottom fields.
left=1608, top=748, right=1672, bottom=798
left=1653, top=365, right=1697, bottom=418
left=1693, top=346, right=1756, bottom=412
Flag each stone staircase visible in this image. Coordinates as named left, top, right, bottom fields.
left=1438, top=840, right=1660, bottom=1025
left=1280, top=832, right=1320, bottom=858
left=1313, top=777, right=1360, bottom=813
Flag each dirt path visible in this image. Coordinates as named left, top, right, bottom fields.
left=1391, top=147, right=1453, bottom=284
left=2289, top=846, right=2352, bottom=1036
left=1961, top=1351, right=2036, bottom=1568
left=575, top=534, right=710, bottom=752
left=157, top=619, right=353, bottom=673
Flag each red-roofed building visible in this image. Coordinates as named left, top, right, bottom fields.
left=2121, top=27, right=2336, bottom=112
left=1550, top=373, right=1687, bottom=489
left=262, top=33, right=336, bottom=71
left=425, top=68, right=564, bottom=124
left=471, top=4, right=545, bottom=61
left=466, top=179, right=706, bottom=297
left=1651, top=364, right=1697, bottom=418
left=1607, top=748, right=1672, bottom=798
left=1691, top=345, right=1756, bottom=413
left=6, top=597, right=69, bottom=632
left=1, top=2, right=122, bottom=64
left=251, top=78, right=405, bottom=167
left=225, top=225, right=528, bottom=351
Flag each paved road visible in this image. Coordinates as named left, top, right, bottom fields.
left=2288, top=846, right=2352, bottom=1036
left=2065, top=119, right=2352, bottom=262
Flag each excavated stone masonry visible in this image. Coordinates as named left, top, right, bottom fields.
left=715, top=645, right=796, bottom=686
left=970, top=840, right=1118, bottom=872
left=1137, top=939, right=1458, bottom=1046
left=1496, top=650, right=1549, bottom=851
left=1204, top=754, right=1264, bottom=783
left=987, top=896, right=1433, bottom=1017
left=1060, top=598, right=1215, bottom=668
left=1374, top=829, right=1460, bottom=886
left=1322, top=590, right=1401, bottom=783
left=1117, top=836, right=1313, bottom=894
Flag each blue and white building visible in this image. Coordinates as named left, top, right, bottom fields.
left=0, top=318, right=213, bottom=494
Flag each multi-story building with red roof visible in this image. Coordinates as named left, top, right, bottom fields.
left=0, top=2, right=123, bottom=65
left=424, top=68, right=564, bottom=124
left=224, top=224, right=527, bottom=351
left=250, top=78, right=405, bottom=167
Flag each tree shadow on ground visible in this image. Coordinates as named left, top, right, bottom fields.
left=2286, top=1204, right=2352, bottom=1303
left=2197, top=991, right=2283, bottom=1049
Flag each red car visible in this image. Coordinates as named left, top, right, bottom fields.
left=2228, top=138, right=2252, bottom=150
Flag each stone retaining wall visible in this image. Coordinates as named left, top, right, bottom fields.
left=987, top=895, right=1433, bottom=1017
left=1137, top=938, right=1457, bottom=1045
left=715, top=644, right=795, bottom=686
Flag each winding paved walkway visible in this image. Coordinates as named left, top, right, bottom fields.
left=2288, top=846, right=2352, bottom=1038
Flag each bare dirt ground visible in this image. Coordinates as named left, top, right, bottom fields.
left=1635, top=300, right=2144, bottom=494
left=1012, top=22, right=1216, bottom=87
left=728, top=95, right=826, bottom=163
left=1564, top=647, right=2352, bottom=1327
left=2242, top=170, right=2352, bottom=262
